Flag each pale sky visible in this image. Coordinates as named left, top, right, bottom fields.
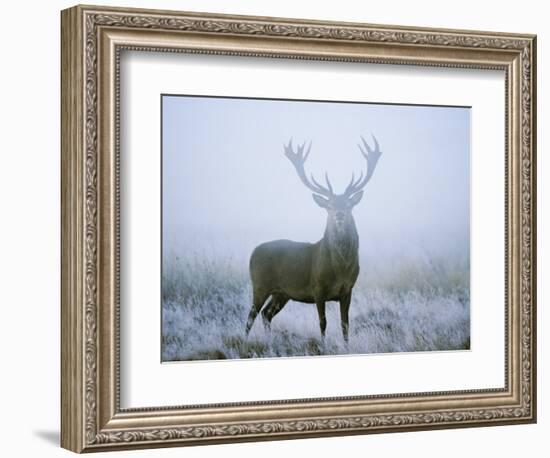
left=162, top=95, right=470, bottom=261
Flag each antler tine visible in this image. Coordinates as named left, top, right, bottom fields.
left=310, top=172, right=334, bottom=195
left=303, top=141, right=312, bottom=162
left=324, top=172, right=334, bottom=195
left=344, top=172, right=355, bottom=195
left=371, top=134, right=380, bottom=154
left=310, top=174, right=323, bottom=190
left=358, top=140, right=366, bottom=158
left=284, top=139, right=333, bottom=197
left=360, top=134, right=381, bottom=156
left=358, top=135, right=370, bottom=158
left=344, top=170, right=364, bottom=195
left=345, top=134, right=382, bottom=196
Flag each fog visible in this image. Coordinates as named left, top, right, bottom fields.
left=162, top=95, right=470, bottom=262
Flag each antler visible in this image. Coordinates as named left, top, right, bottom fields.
left=344, top=134, right=382, bottom=197
left=284, top=139, right=334, bottom=197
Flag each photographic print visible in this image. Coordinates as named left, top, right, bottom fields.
left=161, top=95, right=470, bottom=362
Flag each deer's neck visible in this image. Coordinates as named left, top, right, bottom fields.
left=322, top=218, right=359, bottom=268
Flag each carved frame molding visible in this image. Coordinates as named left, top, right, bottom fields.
left=61, top=4, right=536, bottom=453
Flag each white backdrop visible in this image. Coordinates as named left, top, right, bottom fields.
left=121, top=54, right=504, bottom=407
left=0, top=0, right=546, bottom=457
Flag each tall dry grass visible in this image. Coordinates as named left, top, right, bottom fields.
left=161, top=250, right=469, bottom=362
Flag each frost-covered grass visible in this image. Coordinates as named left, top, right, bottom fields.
left=161, top=251, right=470, bottom=362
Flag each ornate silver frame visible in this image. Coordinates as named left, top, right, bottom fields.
left=61, top=4, right=537, bottom=453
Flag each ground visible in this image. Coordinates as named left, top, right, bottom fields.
left=161, top=250, right=470, bottom=362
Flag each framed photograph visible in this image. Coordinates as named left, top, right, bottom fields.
left=61, top=4, right=537, bottom=453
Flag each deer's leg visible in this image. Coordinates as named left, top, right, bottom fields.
left=260, top=298, right=275, bottom=331
left=261, top=294, right=289, bottom=331
left=339, top=292, right=352, bottom=343
left=315, top=301, right=327, bottom=339
left=246, top=291, right=269, bottom=335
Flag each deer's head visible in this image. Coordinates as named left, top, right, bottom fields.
left=284, top=136, right=382, bottom=232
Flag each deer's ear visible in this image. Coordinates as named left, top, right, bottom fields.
left=349, top=190, right=364, bottom=207
left=312, top=194, right=329, bottom=208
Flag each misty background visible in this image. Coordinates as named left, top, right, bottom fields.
left=162, top=95, right=470, bottom=261
left=161, top=94, right=470, bottom=361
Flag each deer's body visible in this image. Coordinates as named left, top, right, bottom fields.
left=251, top=217, right=360, bottom=301
left=245, top=136, right=381, bottom=342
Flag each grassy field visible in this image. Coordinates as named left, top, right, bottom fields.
left=161, top=251, right=470, bottom=362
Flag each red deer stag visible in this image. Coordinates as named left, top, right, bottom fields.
left=245, top=136, right=382, bottom=342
